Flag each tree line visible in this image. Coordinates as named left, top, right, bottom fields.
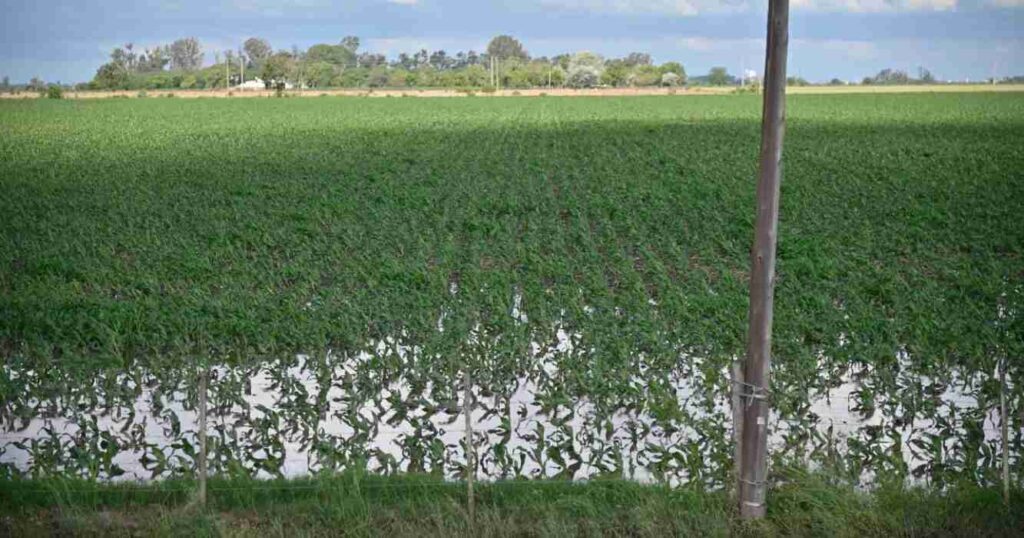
left=2, top=34, right=1019, bottom=93
left=80, top=35, right=692, bottom=91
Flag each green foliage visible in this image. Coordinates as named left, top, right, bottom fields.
left=707, top=66, right=731, bottom=86
left=92, top=62, right=129, bottom=89
left=260, top=53, right=294, bottom=86
left=1, top=471, right=1021, bottom=536
left=486, top=35, right=529, bottom=62
left=45, top=84, right=63, bottom=99
left=0, top=94, right=1021, bottom=488
left=306, top=43, right=355, bottom=67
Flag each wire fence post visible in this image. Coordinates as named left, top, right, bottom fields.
left=197, top=366, right=208, bottom=508
left=464, top=367, right=476, bottom=527
left=741, top=0, right=789, bottom=520
left=732, top=360, right=745, bottom=506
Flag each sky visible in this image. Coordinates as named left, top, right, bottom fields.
left=0, top=0, right=1022, bottom=84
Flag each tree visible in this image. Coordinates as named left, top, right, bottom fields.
left=601, top=60, right=630, bottom=87
left=93, top=62, right=129, bottom=89
left=463, top=64, right=489, bottom=86
left=624, top=52, right=652, bottom=67
left=660, top=62, right=686, bottom=84
left=486, top=35, right=529, bottom=62
left=829, top=78, right=844, bottom=85
left=260, top=53, right=294, bottom=86
left=306, top=43, right=354, bottom=66
left=244, top=37, right=272, bottom=66
left=429, top=50, right=451, bottom=70
left=169, top=38, right=203, bottom=71
left=27, top=77, right=46, bottom=91
left=341, top=36, right=360, bottom=53
left=707, top=66, right=731, bottom=86
left=661, top=72, right=681, bottom=87
left=139, top=47, right=169, bottom=72
left=567, top=51, right=604, bottom=88
left=629, top=65, right=661, bottom=86
left=918, top=67, right=935, bottom=84
left=367, top=66, right=390, bottom=87
left=2, top=76, right=9, bottom=92
left=871, top=68, right=909, bottom=85
left=306, top=61, right=336, bottom=88
left=358, top=53, right=386, bottom=68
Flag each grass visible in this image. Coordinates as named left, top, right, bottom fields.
left=1, top=93, right=1022, bottom=484
left=0, top=470, right=1021, bottom=536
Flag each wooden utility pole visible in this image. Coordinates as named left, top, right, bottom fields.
left=739, top=0, right=789, bottom=520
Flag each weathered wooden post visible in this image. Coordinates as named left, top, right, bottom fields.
left=732, top=360, right=745, bottom=505
left=740, top=0, right=790, bottom=520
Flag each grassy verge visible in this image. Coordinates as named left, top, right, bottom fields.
left=1, top=469, right=1020, bottom=537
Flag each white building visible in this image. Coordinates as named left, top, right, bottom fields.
left=234, top=77, right=294, bottom=91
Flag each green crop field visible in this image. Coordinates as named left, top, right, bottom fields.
left=1, top=94, right=1022, bottom=490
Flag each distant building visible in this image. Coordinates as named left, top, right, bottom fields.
left=234, top=77, right=294, bottom=90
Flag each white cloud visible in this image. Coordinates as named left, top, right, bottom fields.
left=536, top=0, right=733, bottom=16
left=538, top=0, right=961, bottom=14
left=362, top=37, right=488, bottom=56
left=385, top=0, right=419, bottom=5
left=988, top=0, right=1023, bottom=6
left=792, top=0, right=957, bottom=12
left=797, top=38, right=879, bottom=60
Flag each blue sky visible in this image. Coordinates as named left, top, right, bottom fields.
left=1, top=0, right=1022, bottom=83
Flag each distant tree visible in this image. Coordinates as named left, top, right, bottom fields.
left=413, top=49, right=429, bottom=68
left=567, top=52, right=604, bottom=88
left=552, top=54, right=571, bottom=71
left=124, top=43, right=137, bottom=72
left=429, top=50, right=451, bottom=70
left=918, top=67, right=935, bottom=84
left=139, top=47, right=169, bottom=72
left=111, top=47, right=128, bottom=68
left=628, top=65, right=661, bottom=86
left=243, top=37, right=272, bottom=66
left=358, top=53, right=386, bottom=68
left=659, top=61, right=686, bottom=83
left=786, top=76, right=809, bottom=86
left=870, top=68, right=909, bottom=85
left=601, top=59, right=630, bottom=87
left=27, top=77, right=46, bottom=91
left=1, top=76, right=9, bottom=92
left=829, top=78, right=844, bottom=85
left=46, top=84, right=64, bottom=99
left=486, top=35, right=529, bottom=62
left=306, top=61, right=336, bottom=87
left=707, top=66, right=730, bottom=86
left=260, top=53, right=294, bottom=86
left=341, top=36, right=360, bottom=53
left=169, top=38, right=203, bottom=71
left=306, top=43, right=354, bottom=66
left=463, top=64, right=489, bottom=86
left=661, top=72, right=681, bottom=87
left=367, top=66, right=390, bottom=87
left=624, top=52, right=652, bottom=67
left=93, top=63, right=129, bottom=89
